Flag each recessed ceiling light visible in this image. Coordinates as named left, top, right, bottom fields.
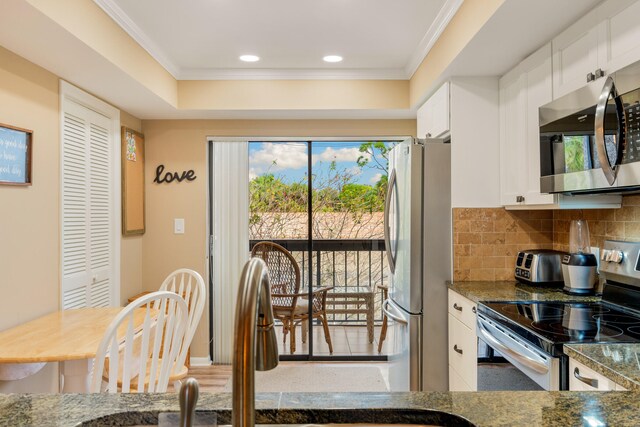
left=239, top=55, right=260, bottom=62
left=323, top=55, right=343, bottom=63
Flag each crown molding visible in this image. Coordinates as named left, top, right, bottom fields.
left=179, top=67, right=408, bottom=81
left=404, top=0, right=464, bottom=78
left=93, top=0, right=181, bottom=78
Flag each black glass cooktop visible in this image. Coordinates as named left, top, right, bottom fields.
left=478, top=301, right=640, bottom=355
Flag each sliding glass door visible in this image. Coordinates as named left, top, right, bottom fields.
left=249, top=139, right=394, bottom=361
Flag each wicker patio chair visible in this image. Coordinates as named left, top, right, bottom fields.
left=251, top=241, right=333, bottom=354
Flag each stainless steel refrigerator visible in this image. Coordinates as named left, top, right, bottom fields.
left=382, top=137, right=451, bottom=391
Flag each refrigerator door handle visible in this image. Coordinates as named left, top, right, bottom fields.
left=384, top=169, right=397, bottom=274
left=382, top=299, right=408, bottom=325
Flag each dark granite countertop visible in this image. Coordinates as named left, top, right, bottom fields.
left=564, top=343, right=640, bottom=391
left=2, top=390, right=640, bottom=427
left=447, top=281, right=601, bottom=304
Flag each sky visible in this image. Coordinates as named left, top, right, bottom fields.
left=248, top=141, right=391, bottom=186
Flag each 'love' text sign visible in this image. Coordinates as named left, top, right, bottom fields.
left=153, top=164, right=197, bottom=184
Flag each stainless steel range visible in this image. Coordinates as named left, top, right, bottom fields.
left=477, top=240, right=640, bottom=390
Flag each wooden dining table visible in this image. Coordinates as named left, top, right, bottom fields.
left=0, top=307, right=149, bottom=393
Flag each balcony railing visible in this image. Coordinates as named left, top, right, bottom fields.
left=249, top=239, right=388, bottom=324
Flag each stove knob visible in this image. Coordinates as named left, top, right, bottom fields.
left=601, top=249, right=609, bottom=261
left=612, top=250, right=624, bottom=263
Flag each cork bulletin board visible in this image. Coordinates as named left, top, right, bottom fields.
left=121, top=127, right=145, bottom=235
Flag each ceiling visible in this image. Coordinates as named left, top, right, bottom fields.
left=98, top=0, right=458, bottom=80
left=0, top=0, right=607, bottom=119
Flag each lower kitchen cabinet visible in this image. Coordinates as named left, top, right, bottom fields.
left=448, top=290, right=477, bottom=391
left=449, top=360, right=473, bottom=391
left=569, top=358, right=624, bottom=391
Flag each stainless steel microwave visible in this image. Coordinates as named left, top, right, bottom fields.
left=539, top=61, right=640, bottom=194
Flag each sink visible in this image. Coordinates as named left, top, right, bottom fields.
left=77, top=409, right=476, bottom=427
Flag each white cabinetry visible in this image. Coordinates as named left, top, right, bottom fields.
left=417, top=78, right=501, bottom=208
left=417, top=82, right=450, bottom=139
left=569, top=358, right=624, bottom=391
left=448, top=289, right=477, bottom=391
left=499, top=55, right=532, bottom=206
left=552, top=9, right=600, bottom=99
left=553, top=0, right=640, bottom=99
left=499, top=44, right=621, bottom=209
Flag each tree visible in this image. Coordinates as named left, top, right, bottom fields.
left=249, top=141, right=393, bottom=240
left=357, top=141, right=391, bottom=174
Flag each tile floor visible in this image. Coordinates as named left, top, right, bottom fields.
left=188, top=361, right=390, bottom=393
left=274, top=323, right=395, bottom=356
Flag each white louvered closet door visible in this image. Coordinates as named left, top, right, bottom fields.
left=62, top=100, right=115, bottom=309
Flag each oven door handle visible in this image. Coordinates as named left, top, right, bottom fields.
left=477, top=321, right=549, bottom=375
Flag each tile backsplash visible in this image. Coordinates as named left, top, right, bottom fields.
left=553, top=195, right=640, bottom=252
left=453, top=208, right=553, bottom=281
left=453, top=195, right=640, bottom=282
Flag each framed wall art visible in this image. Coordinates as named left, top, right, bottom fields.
left=121, top=127, right=145, bottom=235
left=0, top=123, right=32, bottom=186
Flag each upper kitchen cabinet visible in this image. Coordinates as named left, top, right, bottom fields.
left=499, top=63, right=527, bottom=206
left=418, top=78, right=501, bottom=208
left=499, top=43, right=621, bottom=210
left=417, top=82, right=450, bottom=139
left=553, top=0, right=640, bottom=99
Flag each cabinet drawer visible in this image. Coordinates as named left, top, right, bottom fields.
left=449, top=364, right=472, bottom=391
left=448, top=313, right=477, bottom=389
left=448, top=289, right=477, bottom=329
left=569, top=359, right=616, bottom=391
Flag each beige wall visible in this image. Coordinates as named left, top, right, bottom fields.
left=25, top=0, right=177, bottom=107
left=409, top=0, right=505, bottom=107
left=0, top=45, right=60, bottom=392
left=0, top=46, right=142, bottom=391
left=141, top=119, right=416, bottom=358
left=179, top=80, right=409, bottom=111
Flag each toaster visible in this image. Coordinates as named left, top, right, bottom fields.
left=515, top=250, right=566, bottom=286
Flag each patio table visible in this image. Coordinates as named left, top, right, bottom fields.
left=324, top=285, right=375, bottom=343
left=0, top=307, right=151, bottom=393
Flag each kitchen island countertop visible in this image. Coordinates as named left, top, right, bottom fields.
left=2, top=390, right=640, bottom=427
left=446, top=280, right=601, bottom=304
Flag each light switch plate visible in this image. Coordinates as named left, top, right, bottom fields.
left=174, top=218, right=185, bottom=234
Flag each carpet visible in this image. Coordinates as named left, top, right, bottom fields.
left=223, top=365, right=389, bottom=393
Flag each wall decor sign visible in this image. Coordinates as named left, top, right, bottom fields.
left=121, top=127, right=145, bottom=236
left=153, top=164, right=197, bottom=184
left=0, top=123, right=32, bottom=186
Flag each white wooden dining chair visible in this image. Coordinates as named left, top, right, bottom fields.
left=90, top=291, right=188, bottom=393
left=159, top=268, right=206, bottom=389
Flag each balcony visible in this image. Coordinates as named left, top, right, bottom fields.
left=250, top=238, right=391, bottom=357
